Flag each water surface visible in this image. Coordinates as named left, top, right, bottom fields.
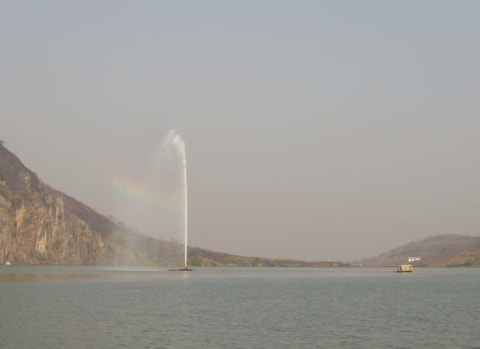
left=1, top=267, right=479, bottom=348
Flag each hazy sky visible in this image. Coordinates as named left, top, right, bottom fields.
left=2, top=1, right=480, bottom=261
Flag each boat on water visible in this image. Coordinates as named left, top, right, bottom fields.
left=396, top=264, right=413, bottom=273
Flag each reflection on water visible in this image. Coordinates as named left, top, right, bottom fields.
left=0, top=272, right=100, bottom=283
left=0, top=266, right=173, bottom=283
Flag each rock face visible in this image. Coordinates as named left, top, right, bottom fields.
left=0, top=142, right=182, bottom=266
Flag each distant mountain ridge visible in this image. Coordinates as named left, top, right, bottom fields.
left=362, top=234, right=480, bottom=267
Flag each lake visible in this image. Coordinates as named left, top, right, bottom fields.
left=1, top=267, right=479, bottom=348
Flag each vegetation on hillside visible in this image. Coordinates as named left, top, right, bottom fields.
left=361, top=234, right=480, bottom=267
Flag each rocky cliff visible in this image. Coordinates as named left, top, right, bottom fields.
left=0, top=141, right=185, bottom=266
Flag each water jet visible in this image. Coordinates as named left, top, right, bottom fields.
left=162, top=130, right=192, bottom=272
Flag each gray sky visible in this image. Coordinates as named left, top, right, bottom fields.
left=2, top=1, right=480, bottom=261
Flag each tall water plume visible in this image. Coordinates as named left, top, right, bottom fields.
left=109, top=129, right=188, bottom=267
left=154, top=129, right=188, bottom=268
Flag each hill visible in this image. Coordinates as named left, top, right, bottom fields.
left=1, top=141, right=343, bottom=267
left=0, top=141, right=186, bottom=266
left=188, top=247, right=348, bottom=267
left=361, top=234, right=480, bottom=267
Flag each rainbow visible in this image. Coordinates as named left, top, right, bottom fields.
left=110, top=172, right=184, bottom=213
